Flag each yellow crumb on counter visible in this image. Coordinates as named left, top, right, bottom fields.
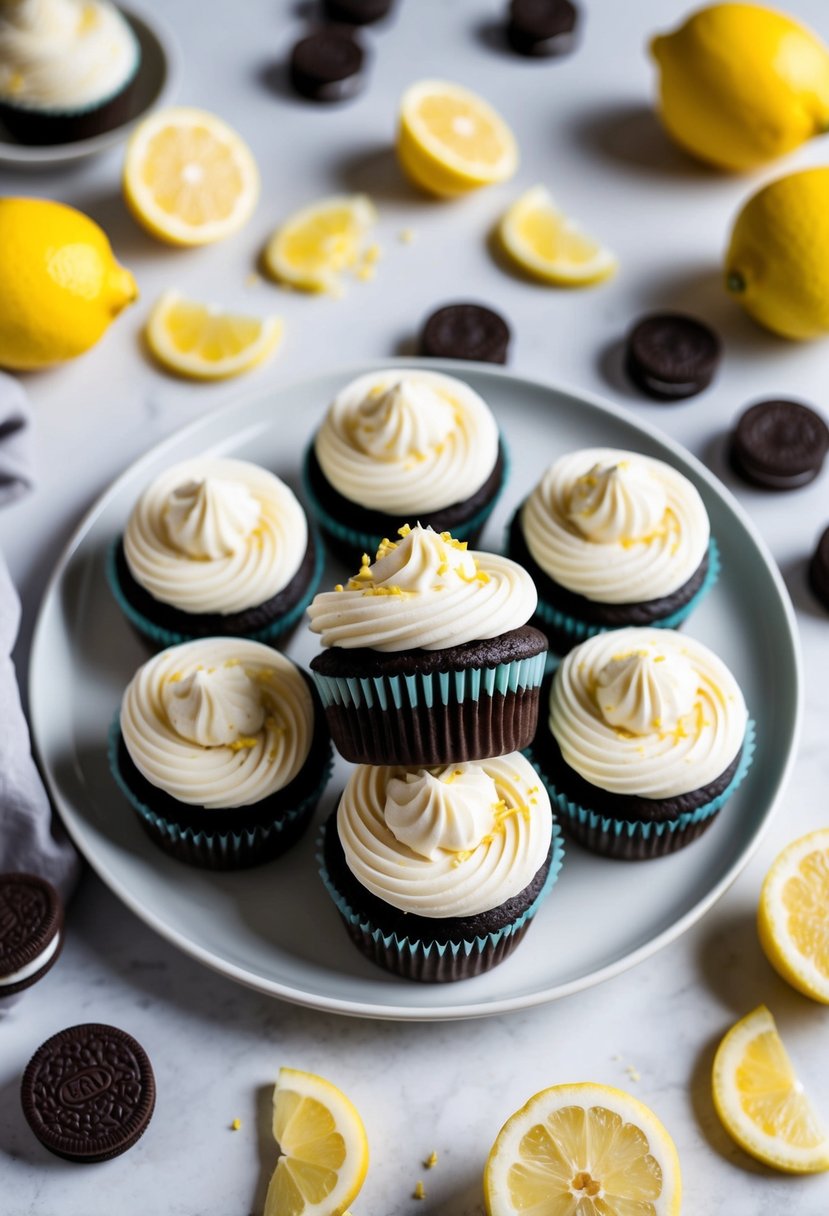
left=230, top=1117, right=242, bottom=1131
left=412, top=1180, right=426, bottom=1200
left=424, top=1150, right=438, bottom=1168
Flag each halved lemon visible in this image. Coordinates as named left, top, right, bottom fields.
left=263, top=194, right=377, bottom=293
left=397, top=80, right=518, bottom=198
left=264, top=1068, right=369, bottom=1216
left=758, top=828, right=829, bottom=1004
left=484, top=1082, right=681, bottom=1216
left=145, top=290, right=282, bottom=380
left=712, top=1005, right=829, bottom=1173
left=124, top=107, right=259, bottom=246
left=499, top=185, right=617, bottom=286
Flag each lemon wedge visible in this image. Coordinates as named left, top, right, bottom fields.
left=397, top=79, right=518, bottom=197
left=264, top=1068, right=369, bottom=1216
left=484, top=1082, right=681, bottom=1216
left=145, top=290, right=283, bottom=380
left=123, top=107, right=259, bottom=246
left=758, top=829, right=829, bottom=1003
left=499, top=185, right=617, bottom=286
left=263, top=194, right=377, bottom=294
left=712, top=1005, right=829, bottom=1173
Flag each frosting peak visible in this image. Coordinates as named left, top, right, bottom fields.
left=164, top=477, right=261, bottom=560
left=161, top=664, right=266, bottom=747
left=354, top=524, right=478, bottom=593
left=595, top=646, right=697, bottom=736
left=384, top=764, right=499, bottom=859
left=350, top=379, right=455, bottom=462
left=566, top=460, right=667, bottom=545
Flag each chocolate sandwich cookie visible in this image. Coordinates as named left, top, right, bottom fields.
left=731, top=399, right=829, bottom=490
left=420, top=303, right=511, bottom=364
left=290, top=27, right=365, bottom=102
left=22, top=1024, right=156, bottom=1163
left=0, top=873, right=63, bottom=999
left=507, top=0, right=579, bottom=57
left=626, top=313, right=721, bottom=400
left=808, top=526, right=829, bottom=611
left=323, top=0, right=393, bottom=23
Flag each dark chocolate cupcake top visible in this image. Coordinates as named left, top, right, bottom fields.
left=0, top=873, right=62, bottom=991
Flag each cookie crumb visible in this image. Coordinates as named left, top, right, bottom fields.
left=625, top=1065, right=641, bottom=1083
left=231, top=1117, right=242, bottom=1131
left=424, top=1150, right=438, bottom=1168
left=413, top=1180, right=426, bottom=1200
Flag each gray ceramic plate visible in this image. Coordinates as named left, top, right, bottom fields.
left=29, top=361, right=801, bottom=1020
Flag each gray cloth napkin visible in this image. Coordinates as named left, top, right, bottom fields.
left=0, top=372, right=80, bottom=900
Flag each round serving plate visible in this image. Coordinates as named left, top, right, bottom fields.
left=29, top=360, right=801, bottom=1021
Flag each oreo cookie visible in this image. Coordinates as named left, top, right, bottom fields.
left=0, top=873, right=63, bottom=998
left=290, top=28, right=365, bottom=103
left=323, top=0, right=393, bottom=23
left=731, top=400, right=829, bottom=490
left=507, top=0, right=579, bottom=57
left=420, top=303, right=511, bottom=364
left=22, top=1024, right=156, bottom=1163
left=626, top=313, right=721, bottom=400
left=809, top=525, right=829, bottom=611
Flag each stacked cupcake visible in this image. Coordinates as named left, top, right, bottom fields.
left=308, top=522, right=564, bottom=982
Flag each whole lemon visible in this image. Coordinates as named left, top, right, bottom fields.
left=650, top=3, right=829, bottom=171
left=725, top=167, right=829, bottom=339
left=0, top=198, right=137, bottom=371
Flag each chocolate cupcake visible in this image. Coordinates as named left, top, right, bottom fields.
left=318, top=752, right=564, bottom=981
left=108, top=457, right=323, bottom=649
left=528, top=628, right=755, bottom=860
left=303, top=368, right=508, bottom=561
left=0, top=0, right=141, bottom=146
left=109, top=638, right=332, bottom=869
left=508, top=448, right=718, bottom=654
left=308, top=523, right=548, bottom=766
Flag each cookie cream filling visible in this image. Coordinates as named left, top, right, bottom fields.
left=0, top=0, right=139, bottom=111
left=313, top=369, right=499, bottom=514
left=549, top=628, right=747, bottom=799
left=120, top=638, right=314, bottom=809
left=337, top=753, right=553, bottom=917
left=123, top=457, right=308, bottom=616
left=0, top=931, right=60, bottom=986
left=521, top=448, right=710, bottom=604
left=307, top=523, right=537, bottom=651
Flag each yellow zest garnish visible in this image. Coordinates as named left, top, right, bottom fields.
left=231, top=1118, right=242, bottom=1131
left=229, top=736, right=258, bottom=751
left=167, top=671, right=182, bottom=683
left=363, top=243, right=382, bottom=264
left=335, top=583, right=344, bottom=592
left=398, top=523, right=412, bottom=537
left=424, top=1151, right=438, bottom=1169
left=476, top=570, right=490, bottom=584
left=413, top=1181, right=426, bottom=1200
left=399, top=228, right=415, bottom=244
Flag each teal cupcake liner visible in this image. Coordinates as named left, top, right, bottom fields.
left=106, top=532, right=325, bottom=651
left=108, top=716, right=334, bottom=870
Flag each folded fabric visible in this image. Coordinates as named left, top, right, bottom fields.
left=0, top=372, right=35, bottom=507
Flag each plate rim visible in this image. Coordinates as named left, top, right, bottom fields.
left=29, top=358, right=803, bottom=1021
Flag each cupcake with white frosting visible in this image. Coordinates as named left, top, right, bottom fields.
left=110, top=638, right=332, bottom=869
left=308, top=522, right=547, bottom=766
left=303, top=368, right=507, bottom=560
left=529, top=627, right=755, bottom=859
left=319, top=751, right=564, bottom=981
left=109, top=456, right=323, bottom=649
left=508, top=448, right=719, bottom=653
left=0, top=0, right=141, bottom=146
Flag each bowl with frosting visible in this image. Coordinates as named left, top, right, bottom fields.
left=303, top=368, right=508, bottom=561
left=109, top=638, right=332, bottom=869
left=108, top=456, right=323, bottom=649
left=508, top=447, right=719, bottom=654
left=308, top=522, right=547, bottom=766
left=528, top=627, right=755, bottom=860
left=318, top=752, right=564, bottom=981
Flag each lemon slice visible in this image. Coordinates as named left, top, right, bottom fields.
left=263, top=194, right=377, bottom=294
left=758, top=829, right=829, bottom=1003
left=264, top=1068, right=369, bottom=1216
left=397, top=79, right=518, bottom=197
left=124, top=107, right=259, bottom=246
left=484, top=1082, right=682, bottom=1216
left=145, top=290, right=283, bottom=380
left=499, top=185, right=618, bottom=286
left=712, top=1005, right=829, bottom=1173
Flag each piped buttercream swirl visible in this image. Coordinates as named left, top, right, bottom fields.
left=522, top=448, right=710, bottom=604
left=120, top=638, right=314, bottom=809
left=549, top=627, right=747, bottom=799
left=314, top=369, right=499, bottom=514
left=337, top=753, right=553, bottom=917
left=307, top=523, right=537, bottom=651
left=123, top=457, right=308, bottom=616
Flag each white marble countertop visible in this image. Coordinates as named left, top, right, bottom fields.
left=1, top=0, right=829, bottom=1211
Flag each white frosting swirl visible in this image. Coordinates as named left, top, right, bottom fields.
left=0, top=0, right=139, bottom=110
left=384, top=765, right=499, bottom=860
left=123, top=458, right=308, bottom=616
left=307, top=524, right=537, bottom=651
left=314, top=369, right=499, bottom=514
left=522, top=448, right=710, bottom=604
left=337, top=753, right=553, bottom=917
left=549, top=628, right=748, bottom=799
left=120, top=638, right=314, bottom=809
